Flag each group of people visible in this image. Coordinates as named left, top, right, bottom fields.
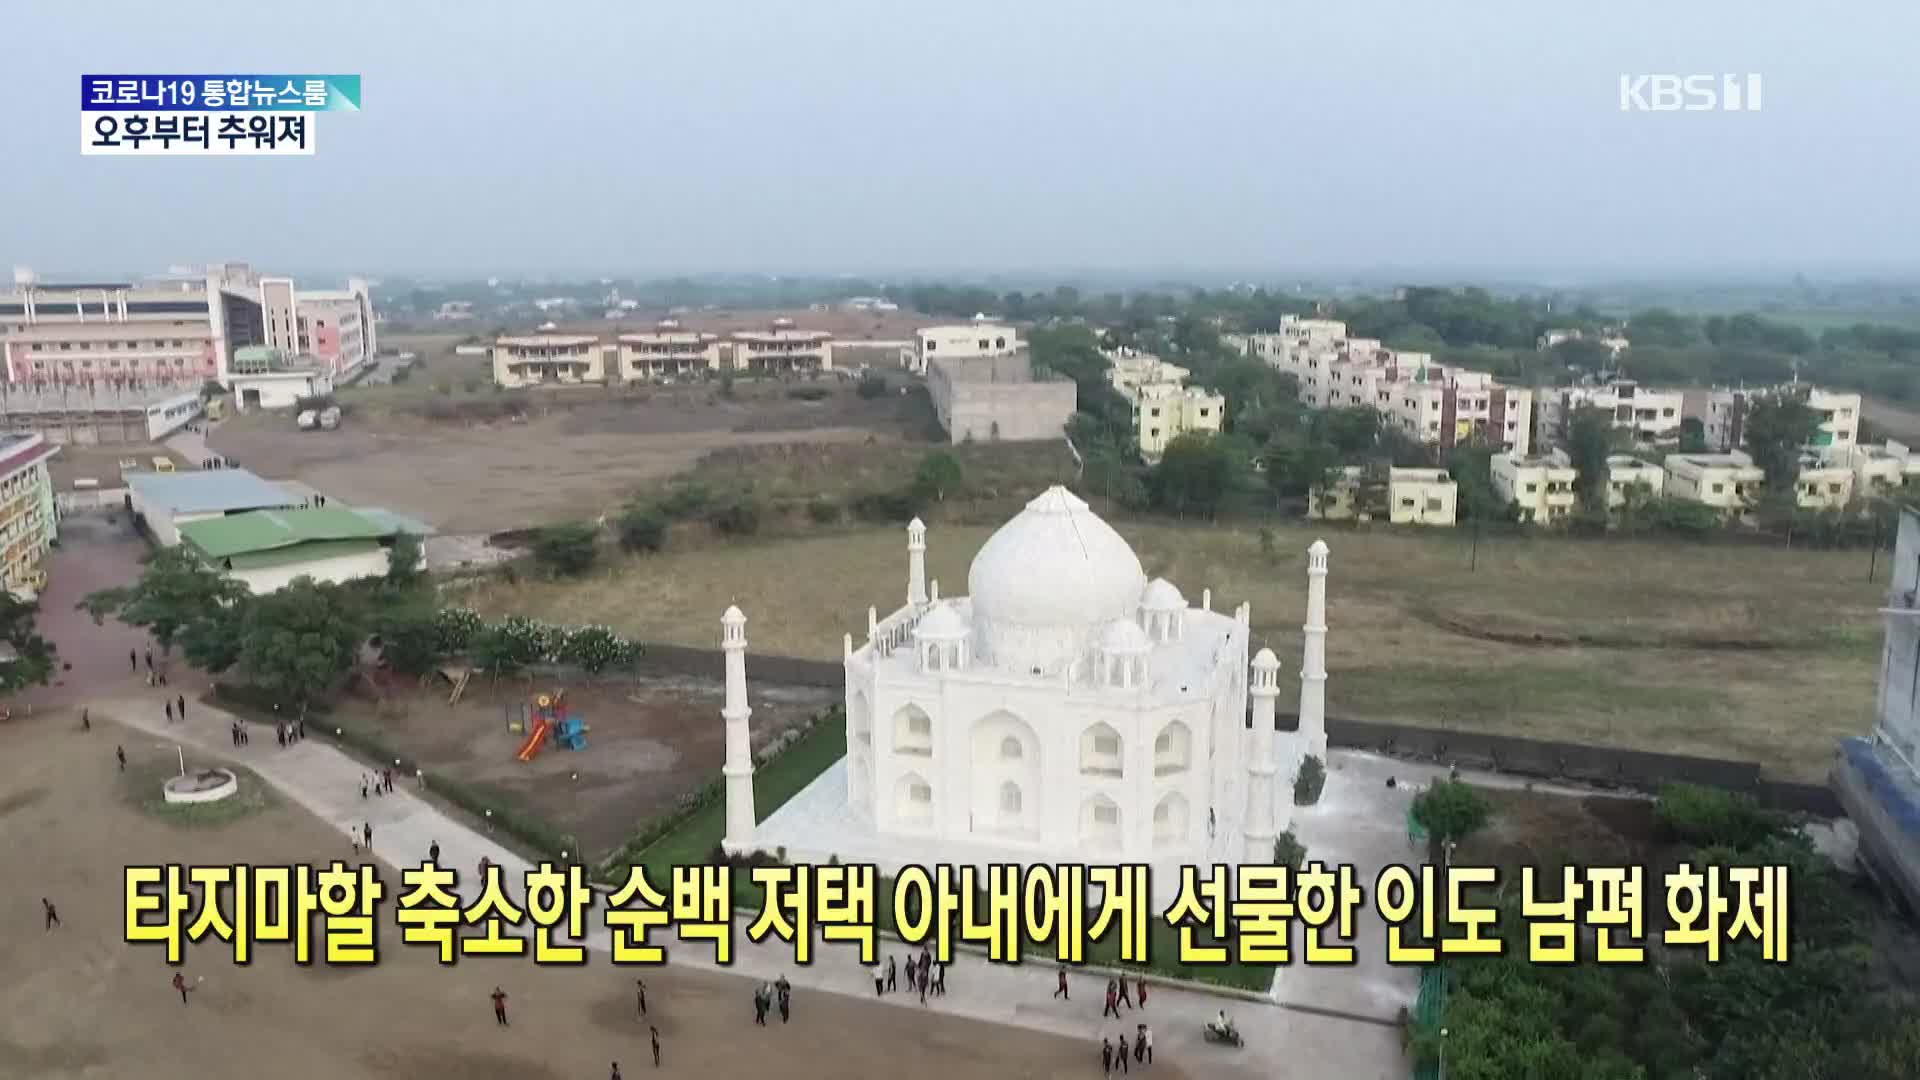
left=752, top=975, right=793, bottom=1025
left=162, top=693, right=187, bottom=724
left=132, top=648, right=169, bottom=687
left=1100, top=1024, right=1153, bottom=1075
left=361, top=767, right=397, bottom=798
left=873, top=947, right=946, bottom=1003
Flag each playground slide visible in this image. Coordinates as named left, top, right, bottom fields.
left=515, top=717, right=551, bottom=762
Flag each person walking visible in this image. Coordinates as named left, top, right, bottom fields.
left=650, top=1026, right=661, bottom=1068
left=775, top=974, right=791, bottom=1023
left=490, top=986, right=509, bottom=1026
left=1116, top=1032, right=1131, bottom=1074
left=1136, top=1024, right=1152, bottom=1066
left=1103, top=979, right=1120, bottom=1019
left=886, top=954, right=898, bottom=993
left=1117, top=976, right=1133, bottom=1010
left=752, top=984, right=769, bottom=1025
left=164, top=701, right=174, bottom=724
left=42, top=898, right=59, bottom=930
left=129, top=649, right=137, bottom=674
left=116, top=745, right=126, bottom=772
left=1136, top=976, right=1148, bottom=1010
left=81, top=708, right=89, bottom=732
left=362, top=822, right=373, bottom=850
left=172, top=972, right=194, bottom=1005
left=610, top=1063, right=622, bottom=1080
left=144, top=649, right=153, bottom=673
left=634, top=978, right=648, bottom=1016
left=1101, top=1038, right=1113, bottom=1076
left=933, top=961, right=946, bottom=996
left=428, top=840, right=441, bottom=864
left=1055, top=966, right=1069, bottom=1000
left=177, top=694, right=186, bottom=722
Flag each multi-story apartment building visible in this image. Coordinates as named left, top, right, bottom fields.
left=491, top=334, right=606, bottom=388
left=913, top=322, right=1018, bottom=376
left=1539, top=380, right=1685, bottom=444
left=1602, top=455, right=1666, bottom=508
left=0, top=433, right=58, bottom=596
left=1491, top=453, right=1577, bottom=524
left=1104, top=348, right=1226, bottom=462
left=1796, top=459, right=1855, bottom=510
left=1388, top=373, right=1534, bottom=456
left=616, top=324, right=724, bottom=380
left=1687, top=385, right=1862, bottom=457
left=0, top=264, right=374, bottom=388
left=1662, top=452, right=1766, bottom=513
left=1538, top=328, right=1631, bottom=356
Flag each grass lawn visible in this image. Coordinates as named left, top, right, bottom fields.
left=461, top=513, right=1883, bottom=780
left=119, top=760, right=277, bottom=827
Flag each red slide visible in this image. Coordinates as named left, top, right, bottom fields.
left=515, top=717, right=551, bottom=762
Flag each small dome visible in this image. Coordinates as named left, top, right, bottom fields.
left=1099, top=618, right=1153, bottom=655
left=913, top=603, right=968, bottom=641
left=967, top=486, right=1147, bottom=673
left=1252, top=647, right=1280, bottom=670
left=721, top=605, right=746, bottom=625
left=1141, top=578, right=1187, bottom=611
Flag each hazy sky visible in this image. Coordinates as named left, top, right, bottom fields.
left=5, top=1, right=1917, bottom=279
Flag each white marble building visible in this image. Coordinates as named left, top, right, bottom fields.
left=734, top=486, right=1330, bottom=902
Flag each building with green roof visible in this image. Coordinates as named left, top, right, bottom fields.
left=177, top=506, right=423, bottom=593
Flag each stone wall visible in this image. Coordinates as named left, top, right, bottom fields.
left=634, top=640, right=1843, bottom=815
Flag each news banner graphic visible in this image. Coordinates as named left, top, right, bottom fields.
left=126, top=859, right=1793, bottom=969
left=81, top=74, right=361, bottom=156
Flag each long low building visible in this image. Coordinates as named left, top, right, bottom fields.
left=126, top=468, right=299, bottom=546
left=179, top=506, right=425, bottom=594
left=0, top=381, right=202, bottom=443
left=492, top=321, right=841, bottom=388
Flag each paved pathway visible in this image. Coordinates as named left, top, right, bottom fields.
left=100, top=693, right=1407, bottom=1080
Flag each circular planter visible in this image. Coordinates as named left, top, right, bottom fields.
left=163, top=767, right=239, bottom=805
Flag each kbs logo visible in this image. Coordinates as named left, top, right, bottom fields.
left=1619, top=74, right=1763, bottom=112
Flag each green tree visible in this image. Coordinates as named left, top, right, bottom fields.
left=374, top=603, right=442, bottom=677
left=1742, top=390, right=1819, bottom=500
left=80, top=545, right=247, bottom=652
left=237, top=578, right=365, bottom=710
left=1411, top=779, right=1491, bottom=855
left=1150, top=433, right=1236, bottom=518
left=1566, top=406, right=1616, bottom=515
left=381, top=533, right=426, bottom=594
left=912, top=450, right=964, bottom=503
left=615, top=506, right=668, bottom=553
left=0, top=593, right=58, bottom=692
left=1314, top=407, right=1381, bottom=456
left=469, top=622, right=524, bottom=684
left=531, top=523, right=599, bottom=576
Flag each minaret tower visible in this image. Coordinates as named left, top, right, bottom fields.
left=1244, top=648, right=1282, bottom=863
left=1299, top=540, right=1329, bottom=762
left=720, top=605, right=757, bottom=855
left=907, top=517, right=928, bottom=607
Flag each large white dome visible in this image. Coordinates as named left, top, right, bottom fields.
left=967, top=486, right=1147, bottom=673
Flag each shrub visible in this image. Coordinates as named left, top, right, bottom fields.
left=850, top=490, right=919, bottom=523
left=856, top=372, right=887, bottom=399
left=656, top=482, right=711, bottom=520
left=806, top=499, right=841, bottom=524
left=532, top=522, right=599, bottom=576
left=911, top=450, right=964, bottom=503
left=1293, top=754, right=1326, bottom=805
left=1655, top=783, right=1784, bottom=851
left=1273, top=827, right=1307, bottom=868
left=434, top=607, right=484, bottom=654
left=707, top=496, right=762, bottom=537
left=556, top=624, right=640, bottom=674
left=616, top=507, right=668, bottom=553
left=786, top=386, right=831, bottom=402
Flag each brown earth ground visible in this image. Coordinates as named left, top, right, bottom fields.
left=341, top=675, right=836, bottom=861
left=457, top=515, right=1884, bottom=781
left=207, top=343, right=932, bottom=533
left=0, top=714, right=1156, bottom=1080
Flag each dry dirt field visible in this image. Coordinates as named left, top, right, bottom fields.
left=0, top=712, right=1143, bottom=1080
left=206, top=380, right=927, bottom=533
left=335, top=675, right=836, bottom=861
left=458, top=514, right=1884, bottom=781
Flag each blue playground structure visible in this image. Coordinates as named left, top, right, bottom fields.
left=554, top=716, right=588, bottom=751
